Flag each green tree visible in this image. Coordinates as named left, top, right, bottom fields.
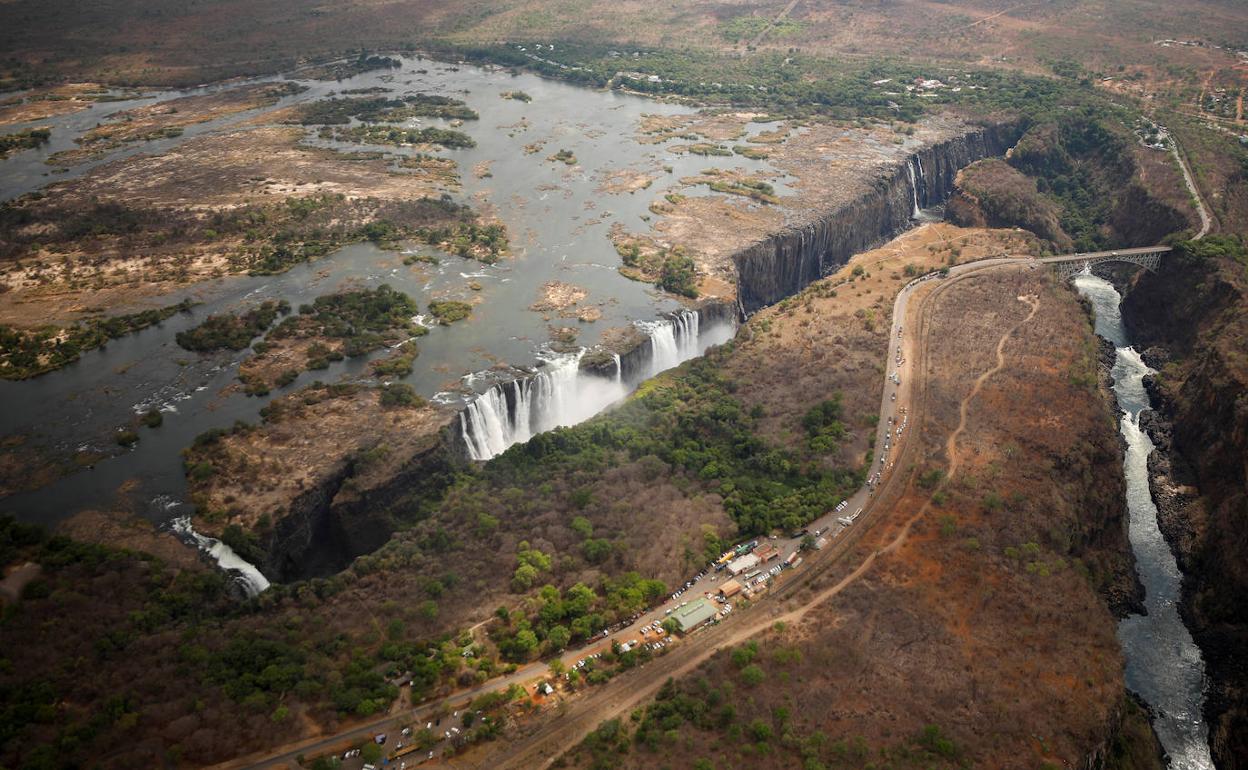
left=749, top=718, right=774, bottom=741
left=740, top=664, right=765, bottom=686
left=511, top=563, right=539, bottom=592
left=731, top=641, right=759, bottom=668
left=547, top=625, right=571, bottom=651
left=581, top=538, right=612, bottom=564
left=570, top=515, right=593, bottom=538
left=513, top=629, right=539, bottom=658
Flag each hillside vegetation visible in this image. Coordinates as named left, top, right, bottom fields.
left=949, top=108, right=1192, bottom=252
left=561, top=271, right=1148, bottom=770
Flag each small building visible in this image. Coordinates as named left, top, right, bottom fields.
left=755, top=544, right=780, bottom=562
left=726, top=553, right=760, bottom=576
left=673, top=598, right=718, bottom=634
left=719, top=579, right=742, bottom=598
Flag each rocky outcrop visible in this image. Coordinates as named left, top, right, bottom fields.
left=263, top=427, right=457, bottom=582
left=1121, top=250, right=1248, bottom=769
left=948, top=157, right=1074, bottom=249
left=732, top=122, right=1023, bottom=314
left=1109, top=183, right=1191, bottom=247
left=947, top=117, right=1191, bottom=256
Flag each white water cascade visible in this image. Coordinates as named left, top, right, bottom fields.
left=170, top=516, right=271, bottom=597
left=635, top=309, right=700, bottom=375
left=906, top=157, right=922, bottom=219
left=460, top=310, right=726, bottom=461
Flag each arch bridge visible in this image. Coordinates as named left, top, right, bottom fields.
left=1041, top=246, right=1171, bottom=280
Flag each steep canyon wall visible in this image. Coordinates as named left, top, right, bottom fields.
left=1122, top=253, right=1248, bottom=769
left=733, top=122, right=1023, bottom=315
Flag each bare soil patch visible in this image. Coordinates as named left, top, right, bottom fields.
left=0, top=83, right=129, bottom=126
left=530, top=281, right=589, bottom=312
left=0, top=125, right=463, bottom=328
left=57, top=510, right=206, bottom=572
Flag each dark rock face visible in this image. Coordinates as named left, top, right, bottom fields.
left=1109, top=182, right=1191, bottom=247
left=262, top=430, right=457, bottom=582
left=732, top=122, right=1023, bottom=315
left=1121, top=252, right=1248, bottom=770
left=1091, top=332, right=1147, bottom=618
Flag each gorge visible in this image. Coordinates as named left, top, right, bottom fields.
left=732, top=122, right=1022, bottom=314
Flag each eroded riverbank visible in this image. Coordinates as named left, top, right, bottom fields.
left=1075, top=272, right=1214, bottom=769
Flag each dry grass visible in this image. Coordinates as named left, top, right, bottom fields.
left=559, top=267, right=1134, bottom=770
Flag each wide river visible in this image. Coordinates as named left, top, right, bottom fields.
left=0, top=55, right=772, bottom=529
left=1075, top=273, right=1214, bottom=769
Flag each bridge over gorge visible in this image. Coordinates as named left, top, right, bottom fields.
left=1039, top=245, right=1171, bottom=280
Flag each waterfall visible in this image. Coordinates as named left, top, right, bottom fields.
left=459, top=386, right=518, bottom=460
left=915, top=155, right=925, bottom=207
left=640, top=320, right=679, bottom=372
left=460, top=309, right=730, bottom=461
left=170, top=516, right=270, bottom=597
left=636, top=309, right=700, bottom=376
left=906, top=158, right=921, bottom=219
left=460, top=349, right=628, bottom=461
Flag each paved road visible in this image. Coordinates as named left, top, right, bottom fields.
left=1171, top=142, right=1213, bottom=239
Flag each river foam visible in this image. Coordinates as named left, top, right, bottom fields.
left=459, top=309, right=733, bottom=460
left=1075, top=273, right=1213, bottom=769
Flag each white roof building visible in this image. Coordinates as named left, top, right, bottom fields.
left=726, top=553, right=761, bottom=575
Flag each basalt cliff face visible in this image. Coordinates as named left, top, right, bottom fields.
left=263, top=427, right=457, bottom=582
left=732, top=122, right=1022, bottom=315
left=1122, top=251, right=1248, bottom=769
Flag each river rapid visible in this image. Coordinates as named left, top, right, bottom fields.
left=1074, top=273, right=1214, bottom=769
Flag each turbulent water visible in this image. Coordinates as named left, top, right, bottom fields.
left=460, top=309, right=733, bottom=460
left=169, top=515, right=270, bottom=597
left=1075, top=273, right=1214, bottom=770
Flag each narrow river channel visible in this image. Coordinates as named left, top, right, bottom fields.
left=1074, top=272, right=1214, bottom=770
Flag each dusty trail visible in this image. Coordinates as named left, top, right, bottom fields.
left=960, top=3, right=1029, bottom=30
left=945, top=293, right=1039, bottom=480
